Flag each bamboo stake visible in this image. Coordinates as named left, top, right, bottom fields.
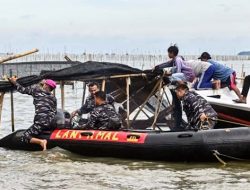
left=78, top=73, right=146, bottom=81
left=126, top=77, right=130, bottom=128
left=9, top=70, right=15, bottom=132
left=0, top=92, right=5, bottom=127
left=0, top=49, right=39, bottom=64
left=111, top=73, right=146, bottom=78
left=64, top=55, right=72, bottom=62
left=101, top=79, right=106, bottom=91
left=152, top=83, right=164, bottom=130
left=82, top=82, right=87, bottom=105
left=10, top=90, right=15, bottom=132
left=60, top=81, right=65, bottom=110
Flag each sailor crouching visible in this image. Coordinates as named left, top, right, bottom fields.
left=76, top=91, right=121, bottom=130
left=8, top=77, right=57, bottom=151
left=175, top=84, right=218, bottom=130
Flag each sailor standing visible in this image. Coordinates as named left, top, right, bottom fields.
left=9, top=77, right=57, bottom=150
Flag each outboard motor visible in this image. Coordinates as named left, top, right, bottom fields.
left=52, top=109, right=71, bottom=129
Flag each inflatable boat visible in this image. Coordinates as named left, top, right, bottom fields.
left=1, top=127, right=250, bottom=162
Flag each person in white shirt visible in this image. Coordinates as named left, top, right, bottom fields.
left=185, top=60, right=215, bottom=90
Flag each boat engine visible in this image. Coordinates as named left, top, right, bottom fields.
left=53, top=109, right=71, bottom=129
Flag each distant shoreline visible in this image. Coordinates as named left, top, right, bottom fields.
left=1, top=53, right=250, bottom=63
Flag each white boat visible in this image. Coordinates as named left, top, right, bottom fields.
left=196, top=87, right=250, bottom=126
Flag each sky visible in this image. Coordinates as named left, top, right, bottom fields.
left=0, top=0, right=250, bottom=55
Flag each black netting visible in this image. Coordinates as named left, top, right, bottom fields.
left=41, top=61, right=143, bottom=81
left=0, top=61, right=161, bottom=92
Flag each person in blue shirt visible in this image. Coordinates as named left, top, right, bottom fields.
left=199, top=52, right=242, bottom=100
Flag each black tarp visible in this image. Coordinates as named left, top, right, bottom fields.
left=0, top=61, right=160, bottom=92
left=41, top=61, right=145, bottom=80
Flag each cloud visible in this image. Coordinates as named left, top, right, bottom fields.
left=0, top=0, right=250, bottom=54
left=19, top=14, right=35, bottom=20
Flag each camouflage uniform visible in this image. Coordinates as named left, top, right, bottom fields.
left=78, top=94, right=114, bottom=114
left=80, top=103, right=121, bottom=130
left=16, top=83, right=57, bottom=143
left=182, top=91, right=217, bottom=130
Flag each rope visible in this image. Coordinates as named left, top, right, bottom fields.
left=212, top=150, right=227, bottom=165
left=212, top=150, right=250, bottom=164
left=212, top=118, right=250, bottom=128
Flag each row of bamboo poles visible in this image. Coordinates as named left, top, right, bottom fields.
left=2, top=52, right=250, bottom=63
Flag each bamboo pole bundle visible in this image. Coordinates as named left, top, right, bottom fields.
left=0, top=49, right=39, bottom=64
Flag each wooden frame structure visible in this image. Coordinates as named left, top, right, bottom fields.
left=0, top=51, right=168, bottom=131
left=54, top=73, right=167, bottom=129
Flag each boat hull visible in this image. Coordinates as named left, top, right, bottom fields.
left=0, top=130, right=56, bottom=151
left=2, top=128, right=250, bottom=162
left=50, top=128, right=250, bottom=162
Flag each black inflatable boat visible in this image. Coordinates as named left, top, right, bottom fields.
left=1, top=127, right=250, bottom=162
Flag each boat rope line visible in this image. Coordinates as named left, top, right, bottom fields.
left=210, top=117, right=250, bottom=128
left=212, top=150, right=227, bottom=165
left=212, top=150, right=250, bottom=165
left=216, top=118, right=250, bottom=127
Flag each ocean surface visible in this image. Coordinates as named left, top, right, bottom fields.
left=1, top=62, right=250, bottom=190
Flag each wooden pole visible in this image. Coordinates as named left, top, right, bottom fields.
left=131, top=79, right=161, bottom=122
left=110, top=83, right=151, bottom=119
left=82, top=82, right=87, bottom=105
left=0, top=92, right=5, bottom=127
left=10, top=91, right=15, bottom=132
left=152, top=82, right=164, bottom=130
left=126, top=77, right=130, bottom=128
left=80, top=73, right=146, bottom=81
left=64, top=55, right=72, bottom=62
left=60, top=81, right=65, bottom=110
left=101, top=79, right=106, bottom=91
left=0, top=48, right=39, bottom=64
left=9, top=69, right=15, bottom=132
